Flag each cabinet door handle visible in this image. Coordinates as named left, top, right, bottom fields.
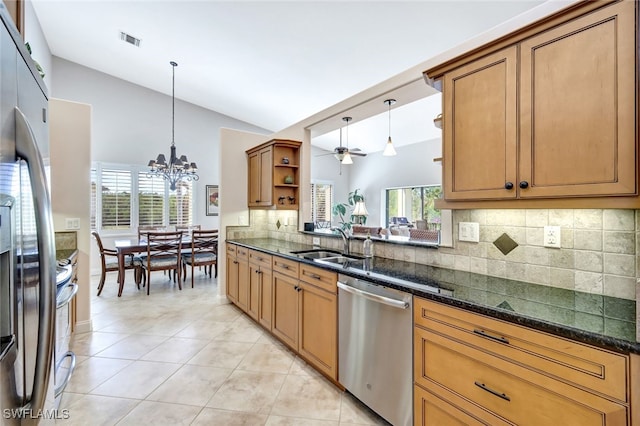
left=233, top=260, right=238, bottom=264
left=504, top=182, right=514, bottom=190
left=473, top=329, right=510, bottom=345
left=519, top=181, right=529, bottom=189
left=305, top=272, right=321, bottom=280
left=279, top=263, right=290, bottom=269
left=294, top=285, right=299, bottom=291
left=474, top=381, right=510, bottom=401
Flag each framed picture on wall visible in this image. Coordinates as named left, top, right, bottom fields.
left=206, top=185, right=219, bottom=216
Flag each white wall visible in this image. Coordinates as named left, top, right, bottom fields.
left=50, top=98, right=92, bottom=332
left=50, top=58, right=269, bottom=231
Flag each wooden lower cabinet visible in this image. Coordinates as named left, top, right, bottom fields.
left=226, top=244, right=249, bottom=312
left=298, top=279, right=337, bottom=380
left=247, top=263, right=261, bottom=321
left=414, top=383, right=510, bottom=426
left=236, top=255, right=249, bottom=312
left=414, top=297, right=630, bottom=426
left=258, top=267, right=273, bottom=330
left=226, top=251, right=239, bottom=304
left=271, top=271, right=299, bottom=349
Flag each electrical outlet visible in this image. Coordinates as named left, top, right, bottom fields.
left=458, top=222, right=479, bottom=243
left=312, top=237, right=320, bottom=246
left=543, top=225, right=561, bottom=248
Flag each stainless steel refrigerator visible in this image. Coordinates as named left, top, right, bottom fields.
left=0, top=4, right=57, bottom=425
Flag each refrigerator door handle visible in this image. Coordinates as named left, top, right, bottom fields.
left=15, top=107, right=56, bottom=418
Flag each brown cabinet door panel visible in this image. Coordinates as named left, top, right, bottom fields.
left=519, top=1, right=636, bottom=198
left=248, top=264, right=260, bottom=320
left=236, top=258, right=249, bottom=312
left=298, top=282, right=337, bottom=380
left=271, top=272, right=299, bottom=350
left=444, top=46, right=518, bottom=200
left=258, top=268, right=273, bottom=330
left=226, top=254, right=239, bottom=304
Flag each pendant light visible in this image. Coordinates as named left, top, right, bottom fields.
left=341, top=116, right=353, bottom=165
left=383, top=98, right=397, bottom=156
left=147, top=61, right=199, bottom=190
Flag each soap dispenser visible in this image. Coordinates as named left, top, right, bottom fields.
left=363, top=231, right=374, bottom=257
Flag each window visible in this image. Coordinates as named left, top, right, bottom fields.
left=386, top=185, right=442, bottom=229
left=91, top=162, right=193, bottom=232
left=310, top=182, right=333, bottom=225
left=101, top=168, right=132, bottom=230
left=138, top=172, right=165, bottom=227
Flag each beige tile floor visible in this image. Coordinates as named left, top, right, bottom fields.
left=56, top=270, right=389, bottom=425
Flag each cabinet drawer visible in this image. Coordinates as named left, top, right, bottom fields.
left=299, top=264, right=337, bottom=294
left=414, top=327, right=628, bottom=426
left=272, top=256, right=299, bottom=278
left=236, top=246, right=249, bottom=261
left=226, top=243, right=237, bottom=257
left=414, top=383, right=512, bottom=426
left=249, top=250, right=272, bottom=269
left=414, top=297, right=628, bottom=402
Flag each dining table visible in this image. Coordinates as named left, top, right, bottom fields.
left=114, top=237, right=194, bottom=289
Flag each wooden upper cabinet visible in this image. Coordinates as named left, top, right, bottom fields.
left=519, top=0, right=636, bottom=198
left=428, top=0, right=637, bottom=204
left=3, top=0, right=24, bottom=36
left=443, top=47, right=517, bottom=200
left=247, top=139, right=301, bottom=209
left=248, top=147, right=273, bottom=207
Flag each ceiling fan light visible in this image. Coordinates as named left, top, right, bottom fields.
left=383, top=136, right=397, bottom=156
left=341, top=152, right=353, bottom=164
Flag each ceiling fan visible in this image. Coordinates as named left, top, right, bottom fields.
left=317, top=116, right=367, bottom=165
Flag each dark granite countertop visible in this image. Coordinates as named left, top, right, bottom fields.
left=228, top=238, right=639, bottom=355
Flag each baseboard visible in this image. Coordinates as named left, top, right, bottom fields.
left=74, top=319, right=93, bottom=334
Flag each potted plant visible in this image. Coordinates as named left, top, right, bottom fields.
left=332, top=189, right=365, bottom=231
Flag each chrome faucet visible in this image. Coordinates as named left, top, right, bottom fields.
left=331, top=227, right=350, bottom=255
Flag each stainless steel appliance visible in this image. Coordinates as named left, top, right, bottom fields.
left=0, top=4, right=59, bottom=424
left=338, top=274, right=413, bottom=426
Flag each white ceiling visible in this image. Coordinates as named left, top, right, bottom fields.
left=32, top=0, right=545, bottom=153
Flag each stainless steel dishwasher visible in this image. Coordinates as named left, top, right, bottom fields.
left=338, top=274, right=412, bottom=426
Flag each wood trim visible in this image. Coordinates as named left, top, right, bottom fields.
left=2, top=0, right=24, bottom=36
left=424, top=0, right=618, bottom=79
left=631, top=353, right=640, bottom=426
left=435, top=195, right=640, bottom=210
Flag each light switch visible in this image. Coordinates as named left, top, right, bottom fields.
left=65, top=218, right=80, bottom=230
left=459, top=222, right=479, bottom=243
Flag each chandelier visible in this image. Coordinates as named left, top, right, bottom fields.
left=147, top=61, right=199, bottom=190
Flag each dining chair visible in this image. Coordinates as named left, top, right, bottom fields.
left=140, top=230, right=183, bottom=295
left=138, top=225, right=166, bottom=243
left=91, top=231, right=143, bottom=297
left=175, top=224, right=201, bottom=232
left=182, top=229, right=218, bottom=288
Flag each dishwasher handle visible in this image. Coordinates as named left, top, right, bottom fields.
left=338, top=281, right=409, bottom=309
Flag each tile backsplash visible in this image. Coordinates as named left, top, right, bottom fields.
left=227, top=209, right=638, bottom=302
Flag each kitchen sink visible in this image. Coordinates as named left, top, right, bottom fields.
left=290, top=249, right=343, bottom=260
left=316, top=256, right=366, bottom=269
left=290, top=249, right=366, bottom=264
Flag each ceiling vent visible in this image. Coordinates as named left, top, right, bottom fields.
left=119, top=31, right=141, bottom=47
